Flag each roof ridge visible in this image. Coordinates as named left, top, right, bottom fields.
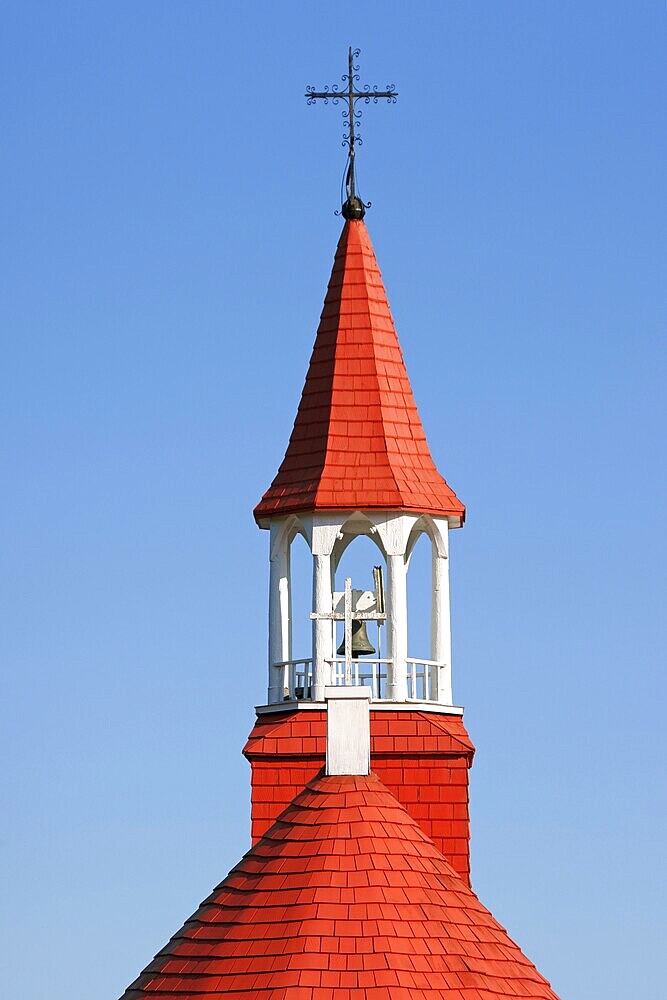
left=313, top=224, right=401, bottom=508
left=354, top=223, right=402, bottom=502
left=417, top=710, right=476, bottom=755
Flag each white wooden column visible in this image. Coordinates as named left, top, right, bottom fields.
left=371, top=513, right=417, bottom=704
left=386, top=552, right=408, bottom=701
left=430, top=518, right=452, bottom=705
left=312, top=552, right=333, bottom=701
left=431, top=551, right=452, bottom=704
left=307, top=517, right=340, bottom=702
left=268, top=521, right=291, bottom=704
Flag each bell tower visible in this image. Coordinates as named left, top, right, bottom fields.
left=245, top=49, right=474, bottom=884
left=246, top=213, right=475, bottom=883
left=119, top=51, right=563, bottom=1000
left=261, top=509, right=456, bottom=707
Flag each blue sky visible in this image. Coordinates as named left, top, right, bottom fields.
left=1, top=3, right=665, bottom=998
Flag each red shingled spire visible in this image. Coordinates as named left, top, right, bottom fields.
left=122, top=772, right=560, bottom=999
left=254, top=219, right=465, bottom=524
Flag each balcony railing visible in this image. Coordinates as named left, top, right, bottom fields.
left=272, top=657, right=444, bottom=703
left=326, top=658, right=391, bottom=700
left=273, top=658, right=313, bottom=701
left=406, top=658, right=441, bottom=702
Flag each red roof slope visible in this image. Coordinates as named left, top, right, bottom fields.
left=255, top=220, right=465, bottom=524
left=122, top=773, right=559, bottom=1000
left=243, top=708, right=475, bottom=760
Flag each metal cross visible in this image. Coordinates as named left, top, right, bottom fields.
left=310, top=577, right=386, bottom=686
left=306, top=47, right=398, bottom=207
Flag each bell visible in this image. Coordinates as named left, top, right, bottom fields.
left=337, top=620, right=376, bottom=658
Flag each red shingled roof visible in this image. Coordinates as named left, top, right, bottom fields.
left=122, top=772, right=559, bottom=999
left=243, top=708, right=475, bottom=759
left=254, top=220, right=465, bottom=524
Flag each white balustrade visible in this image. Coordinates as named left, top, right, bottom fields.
left=273, top=658, right=313, bottom=701
left=406, top=658, right=442, bottom=702
left=326, top=658, right=392, bottom=699
left=272, top=656, right=444, bottom=703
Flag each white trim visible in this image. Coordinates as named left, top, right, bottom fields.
left=386, top=552, right=408, bottom=700
left=324, top=685, right=372, bottom=700
left=256, top=509, right=464, bottom=534
left=255, top=700, right=464, bottom=716
left=263, top=508, right=457, bottom=710
left=312, top=552, right=333, bottom=700
left=325, top=686, right=371, bottom=775
left=267, top=519, right=292, bottom=702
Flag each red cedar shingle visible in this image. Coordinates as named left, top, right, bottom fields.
left=244, top=709, right=474, bottom=883
left=121, top=773, right=560, bottom=1000
left=254, top=220, right=465, bottom=524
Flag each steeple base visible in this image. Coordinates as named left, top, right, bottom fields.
left=243, top=707, right=475, bottom=885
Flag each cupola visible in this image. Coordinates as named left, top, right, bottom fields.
left=255, top=217, right=464, bottom=708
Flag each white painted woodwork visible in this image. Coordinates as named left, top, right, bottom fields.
left=370, top=512, right=418, bottom=558
left=314, top=577, right=386, bottom=689
left=386, top=552, right=408, bottom=701
left=327, top=657, right=390, bottom=697
left=332, top=589, right=377, bottom=614
left=308, top=515, right=341, bottom=557
left=268, top=519, right=291, bottom=703
left=372, top=514, right=414, bottom=703
left=257, top=698, right=463, bottom=716
left=311, top=552, right=333, bottom=701
left=308, top=517, right=340, bottom=701
left=261, top=509, right=454, bottom=708
left=343, top=577, right=353, bottom=685
left=430, top=518, right=452, bottom=705
left=325, top=685, right=371, bottom=775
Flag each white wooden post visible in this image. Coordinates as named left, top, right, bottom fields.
left=344, top=577, right=353, bottom=685
left=312, top=552, right=333, bottom=701
left=386, top=552, right=408, bottom=701
left=431, top=522, right=452, bottom=705
left=268, top=523, right=291, bottom=703
left=329, top=558, right=336, bottom=690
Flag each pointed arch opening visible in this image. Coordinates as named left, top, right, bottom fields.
left=331, top=524, right=388, bottom=697
left=406, top=531, right=431, bottom=662
left=405, top=516, right=452, bottom=705
left=289, top=527, right=312, bottom=667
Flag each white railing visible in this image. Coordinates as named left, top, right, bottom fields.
left=272, top=656, right=444, bottom=703
left=273, top=658, right=313, bottom=701
left=326, top=658, right=392, bottom=700
left=406, top=658, right=440, bottom=702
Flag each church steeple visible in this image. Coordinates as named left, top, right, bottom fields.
left=256, top=215, right=464, bottom=710
left=257, top=50, right=464, bottom=713
left=118, top=50, right=561, bottom=1000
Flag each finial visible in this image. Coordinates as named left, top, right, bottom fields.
left=305, top=47, right=398, bottom=218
